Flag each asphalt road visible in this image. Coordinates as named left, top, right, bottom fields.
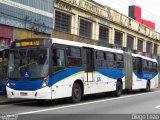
left=1, top=89, right=160, bottom=120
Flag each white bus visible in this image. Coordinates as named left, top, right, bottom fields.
left=6, top=38, right=158, bottom=103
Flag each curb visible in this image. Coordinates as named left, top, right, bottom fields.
left=0, top=100, right=30, bottom=105
left=0, top=93, right=33, bottom=105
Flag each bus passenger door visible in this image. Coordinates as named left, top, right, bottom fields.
left=83, top=47, right=94, bottom=82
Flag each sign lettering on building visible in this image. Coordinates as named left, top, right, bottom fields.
left=56, top=0, right=72, bottom=11
left=0, top=17, right=24, bottom=28
left=61, top=0, right=110, bottom=19
left=0, top=17, right=51, bottom=34
left=57, top=0, right=160, bottom=40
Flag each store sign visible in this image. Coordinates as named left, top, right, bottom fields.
left=0, top=16, right=51, bottom=34
left=0, top=17, right=24, bottom=28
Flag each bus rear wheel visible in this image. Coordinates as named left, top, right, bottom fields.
left=71, top=83, right=82, bottom=103
left=145, top=80, right=150, bottom=92
left=114, top=81, right=122, bottom=97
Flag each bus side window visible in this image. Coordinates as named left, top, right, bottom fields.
left=143, top=60, right=147, bottom=71
left=95, top=51, right=104, bottom=68
left=53, top=49, right=65, bottom=67
left=106, top=52, right=116, bottom=68
left=132, top=57, right=136, bottom=70
left=137, top=58, right=142, bottom=73
left=116, top=54, right=123, bottom=68
left=67, top=47, right=82, bottom=67
left=153, top=63, right=158, bottom=73
left=148, top=62, right=152, bottom=72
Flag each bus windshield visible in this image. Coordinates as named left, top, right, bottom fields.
left=7, top=48, right=49, bottom=79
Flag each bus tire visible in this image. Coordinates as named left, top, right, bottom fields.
left=71, top=83, right=82, bottom=103
left=145, top=80, right=150, bottom=92
left=114, top=80, right=122, bottom=97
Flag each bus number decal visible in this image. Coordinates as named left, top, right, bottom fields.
left=97, top=77, right=101, bottom=82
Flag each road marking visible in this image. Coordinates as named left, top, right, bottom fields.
left=154, top=105, right=160, bottom=109
left=17, top=90, right=160, bottom=115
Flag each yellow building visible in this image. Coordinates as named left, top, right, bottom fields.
left=53, top=0, right=160, bottom=58
left=15, top=28, right=50, bottom=40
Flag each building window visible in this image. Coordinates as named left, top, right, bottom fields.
left=79, top=19, right=92, bottom=39
left=154, top=44, right=158, bottom=56
left=55, top=11, right=71, bottom=33
left=137, top=39, right=143, bottom=52
left=146, top=41, right=152, bottom=54
left=114, top=31, right=123, bottom=46
left=127, top=35, right=134, bottom=49
left=99, top=26, right=109, bottom=42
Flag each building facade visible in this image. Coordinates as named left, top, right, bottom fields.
left=53, top=0, right=160, bottom=59
left=0, top=0, right=54, bottom=48
left=0, top=0, right=159, bottom=58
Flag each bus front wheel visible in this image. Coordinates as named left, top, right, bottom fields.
left=71, top=83, right=82, bottom=103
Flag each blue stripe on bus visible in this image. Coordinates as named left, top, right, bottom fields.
left=8, top=79, right=43, bottom=90
left=95, top=68, right=125, bottom=79
left=133, top=71, right=157, bottom=80
left=8, top=68, right=157, bottom=91
left=49, top=68, right=84, bottom=86
left=8, top=68, right=84, bottom=90
left=50, top=68, right=125, bottom=85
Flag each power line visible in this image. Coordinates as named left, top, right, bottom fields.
left=114, top=0, right=160, bottom=22
left=99, top=0, right=160, bottom=31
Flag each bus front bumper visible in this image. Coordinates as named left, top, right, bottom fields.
left=6, top=86, right=51, bottom=99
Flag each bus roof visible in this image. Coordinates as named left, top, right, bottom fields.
left=52, top=38, right=157, bottom=63
left=132, top=53, right=157, bottom=63
left=51, top=38, right=124, bottom=54
left=11, top=38, right=157, bottom=63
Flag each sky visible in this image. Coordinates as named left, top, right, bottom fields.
left=94, top=0, right=160, bottom=32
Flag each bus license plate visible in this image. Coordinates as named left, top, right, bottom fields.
left=20, top=92, right=28, bottom=96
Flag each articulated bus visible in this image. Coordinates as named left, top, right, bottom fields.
left=6, top=38, right=158, bottom=103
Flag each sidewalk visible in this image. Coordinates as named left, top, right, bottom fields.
left=0, top=93, right=31, bottom=105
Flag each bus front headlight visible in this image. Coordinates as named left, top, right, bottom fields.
left=7, top=83, right=10, bottom=87
left=6, top=79, right=10, bottom=87
left=41, top=77, right=49, bottom=88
